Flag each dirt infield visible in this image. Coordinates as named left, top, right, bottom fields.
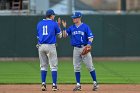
left=0, top=84, right=140, bottom=93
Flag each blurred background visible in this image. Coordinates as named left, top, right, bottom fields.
left=0, top=0, right=140, bottom=58
left=1, top=0, right=140, bottom=86
left=0, top=0, right=140, bottom=15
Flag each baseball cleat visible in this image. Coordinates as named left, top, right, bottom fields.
left=93, top=82, right=99, bottom=91
left=73, top=85, right=81, bottom=91
left=52, top=85, right=58, bottom=91
left=41, top=84, right=46, bottom=91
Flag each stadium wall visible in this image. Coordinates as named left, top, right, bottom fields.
left=0, top=14, right=140, bottom=57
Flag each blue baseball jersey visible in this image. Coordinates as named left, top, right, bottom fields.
left=37, top=19, right=61, bottom=44
left=66, top=23, right=94, bottom=46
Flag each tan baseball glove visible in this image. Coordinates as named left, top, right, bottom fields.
left=81, top=45, right=92, bottom=55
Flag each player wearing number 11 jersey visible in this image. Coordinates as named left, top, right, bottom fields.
left=36, top=9, right=62, bottom=91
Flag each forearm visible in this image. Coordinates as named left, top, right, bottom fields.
left=62, top=30, right=67, bottom=38
left=62, top=27, right=68, bottom=38
left=87, top=38, right=93, bottom=45
left=62, top=20, right=67, bottom=37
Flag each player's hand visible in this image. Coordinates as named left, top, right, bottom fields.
left=62, top=20, right=67, bottom=28
left=57, top=17, right=61, bottom=25
left=81, top=45, right=92, bottom=55
left=56, top=17, right=61, bottom=27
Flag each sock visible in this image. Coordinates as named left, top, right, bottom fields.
left=41, top=70, right=47, bottom=84
left=90, top=70, right=97, bottom=82
left=75, top=72, right=80, bottom=85
left=52, top=71, right=57, bottom=86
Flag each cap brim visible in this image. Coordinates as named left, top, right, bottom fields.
left=46, top=13, right=55, bottom=16
left=51, top=13, right=55, bottom=15
left=71, top=16, right=81, bottom=19
left=71, top=15, right=75, bottom=18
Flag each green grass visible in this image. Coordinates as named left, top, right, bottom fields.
left=0, top=60, right=140, bottom=84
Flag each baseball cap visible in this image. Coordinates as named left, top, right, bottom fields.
left=46, top=9, right=55, bottom=16
left=71, top=12, right=82, bottom=19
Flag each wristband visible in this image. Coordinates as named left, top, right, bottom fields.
left=63, top=27, right=66, bottom=30
left=87, top=41, right=92, bottom=45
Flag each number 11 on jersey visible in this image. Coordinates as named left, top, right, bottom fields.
left=43, top=25, right=48, bottom=35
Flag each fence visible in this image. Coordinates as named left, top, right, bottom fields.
left=0, top=14, right=140, bottom=57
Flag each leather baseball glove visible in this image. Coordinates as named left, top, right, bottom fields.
left=81, top=45, right=92, bottom=55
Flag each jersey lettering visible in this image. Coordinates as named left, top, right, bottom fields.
left=43, top=25, right=48, bottom=35
left=72, top=31, right=84, bottom=35
left=81, top=37, right=83, bottom=42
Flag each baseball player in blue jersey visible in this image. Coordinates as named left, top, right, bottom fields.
left=36, top=9, right=62, bottom=91
left=62, top=12, right=99, bottom=91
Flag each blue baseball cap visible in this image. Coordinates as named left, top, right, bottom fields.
left=71, top=12, right=82, bottom=19
left=46, top=9, right=55, bottom=16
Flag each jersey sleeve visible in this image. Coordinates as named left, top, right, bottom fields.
left=86, top=25, right=94, bottom=38
left=55, top=22, right=61, bottom=35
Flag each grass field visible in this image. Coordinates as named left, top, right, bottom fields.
left=0, top=60, right=140, bottom=84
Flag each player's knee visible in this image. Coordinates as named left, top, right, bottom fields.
left=50, top=63, right=58, bottom=71
left=51, top=67, right=58, bottom=71
left=40, top=66, right=47, bottom=71
left=74, top=66, right=81, bottom=72
left=87, top=66, right=95, bottom=72
left=40, top=64, right=48, bottom=71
